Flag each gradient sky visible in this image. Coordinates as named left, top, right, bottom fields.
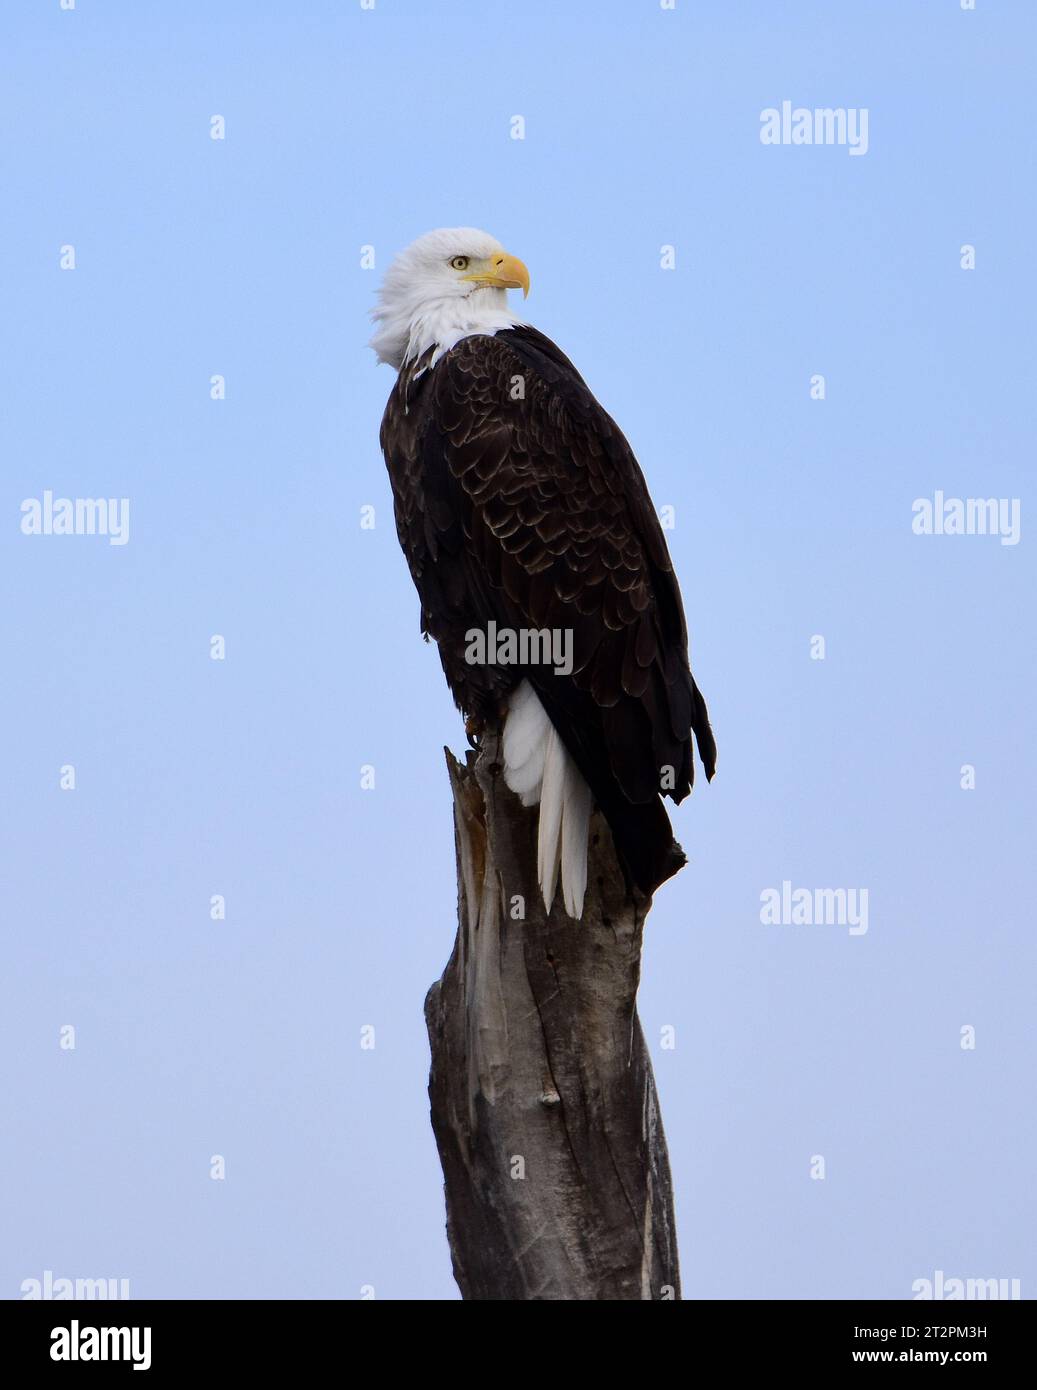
left=2, top=0, right=1034, bottom=1300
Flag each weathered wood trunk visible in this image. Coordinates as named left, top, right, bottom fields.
left=424, top=729, right=681, bottom=1301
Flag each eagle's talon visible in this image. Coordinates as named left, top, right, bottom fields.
left=465, top=714, right=484, bottom=748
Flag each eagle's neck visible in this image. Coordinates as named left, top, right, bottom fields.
left=371, top=287, right=523, bottom=371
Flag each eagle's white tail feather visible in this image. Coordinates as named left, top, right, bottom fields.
left=560, top=763, right=593, bottom=917
left=501, top=680, right=550, bottom=805
left=502, top=680, right=591, bottom=919
left=537, top=727, right=566, bottom=912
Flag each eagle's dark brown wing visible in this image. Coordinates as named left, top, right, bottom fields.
left=380, top=324, right=715, bottom=895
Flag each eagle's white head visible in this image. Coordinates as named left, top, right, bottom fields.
left=370, top=227, right=530, bottom=371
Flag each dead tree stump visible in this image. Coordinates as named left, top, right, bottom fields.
left=424, top=728, right=682, bottom=1301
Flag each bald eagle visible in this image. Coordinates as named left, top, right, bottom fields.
left=372, top=228, right=715, bottom=919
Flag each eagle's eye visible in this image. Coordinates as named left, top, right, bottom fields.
left=450, top=256, right=470, bottom=271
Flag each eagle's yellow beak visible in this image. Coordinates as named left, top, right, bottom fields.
left=462, top=251, right=530, bottom=298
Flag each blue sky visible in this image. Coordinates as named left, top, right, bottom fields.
left=2, top=0, right=1033, bottom=1300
